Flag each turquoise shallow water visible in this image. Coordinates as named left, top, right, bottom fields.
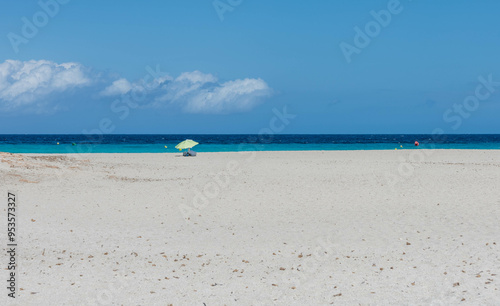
left=1, top=134, right=499, bottom=153
left=1, top=142, right=500, bottom=154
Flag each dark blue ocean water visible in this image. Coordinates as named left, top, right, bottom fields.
left=0, top=134, right=499, bottom=153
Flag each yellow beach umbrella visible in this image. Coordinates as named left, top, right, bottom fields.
left=175, top=139, right=199, bottom=150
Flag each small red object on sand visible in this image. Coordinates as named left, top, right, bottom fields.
left=414, top=141, right=419, bottom=146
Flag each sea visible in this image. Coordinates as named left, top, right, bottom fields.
left=0, top=134, right=499, bottom=154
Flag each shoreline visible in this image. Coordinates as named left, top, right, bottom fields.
left=2, top=148, right=500, bottom=156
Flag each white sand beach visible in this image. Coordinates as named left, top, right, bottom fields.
left=1, top=150, right=499, bottom=305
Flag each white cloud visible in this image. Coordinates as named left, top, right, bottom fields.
left=0, top=60, right=273, bottom=114
left=181, top=78, right=272, bottom=113
left=100, top=78, right=132, bottom=96
left=154, top=71, right=273, bottom=113
left=176, top=71, right=217, bottom=84
left=0, top=59, right=92, bottom=110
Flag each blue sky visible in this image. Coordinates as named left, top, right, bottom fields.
left=0, top=0, right=499, bottom=134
